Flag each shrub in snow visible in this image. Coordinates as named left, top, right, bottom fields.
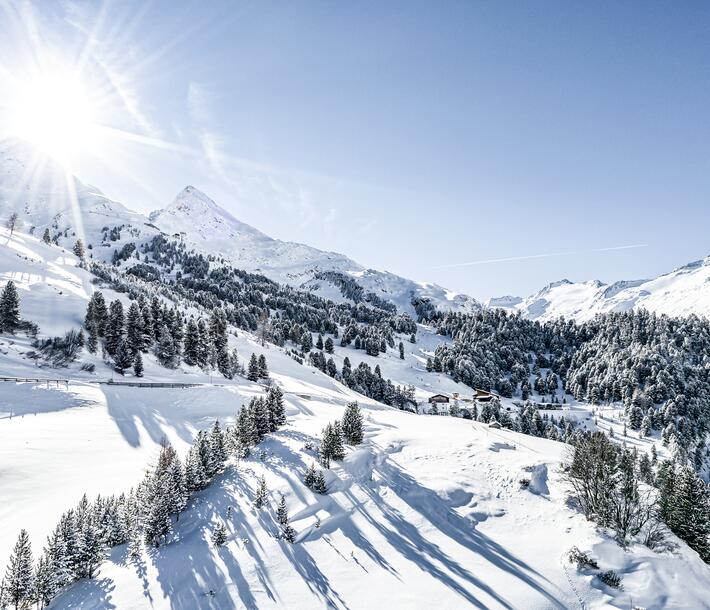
left=597, top=570, right=622, bottom=590
left=567, top=546, right=599, bottom=571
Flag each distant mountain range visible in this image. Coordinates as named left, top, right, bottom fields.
left=0, top=138, right=480, bottom=317
left=488, top=259, right=710, bottom=321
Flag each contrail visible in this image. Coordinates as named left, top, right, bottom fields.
left=429, top=244, right=648, bottom=269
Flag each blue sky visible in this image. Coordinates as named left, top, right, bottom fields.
left=1, top=1, right=709, bottom=300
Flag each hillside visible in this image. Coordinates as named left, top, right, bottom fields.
left=149, top=186, right=480, bottom=316
left=489, top=258, right=710, bottom=321
left=1, top=226, right=710, bottom=609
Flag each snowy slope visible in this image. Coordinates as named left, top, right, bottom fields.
left=489, top=259, right=710, bottom=321
left=149, top=186, right=481, bottom=316
left=2, top=226, right=710, bottom=609
left=0, top=139, right=156, bottom=248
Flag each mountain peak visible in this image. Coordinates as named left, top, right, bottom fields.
left=150, top=186, right=268, bottom=243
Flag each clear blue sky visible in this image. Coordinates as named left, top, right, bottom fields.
left=2, top=1, right=709, bottom=300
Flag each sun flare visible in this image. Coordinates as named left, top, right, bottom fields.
left=11, top=69, right=97, bottom=164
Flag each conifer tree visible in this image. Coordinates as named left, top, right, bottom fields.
left=42, top=228, right=51, bottom=244
left=133, top=352, right=144, bottom=377
left=105, top=300, right=125, bottom=356
left=183, top=319, right=200, bottom=366
left=399, top=341, right=405, bottom=359
left=267, top=386, right=287, bottom=431
left=247, top=353, right=260, bottom=382
left=313, top=471, right=327, bottom=495
left=3, top=529, right=33, bottom=609
left=257, top=354, right=269, bottom=379
left=211, top=523, right=227, bottom=547
left=341, top=402, right=364, bottom=445
left=304, top=463, right=317, bottom=489
left=72, top=239, right=85, bottom=259
left=276, top=494, right=289, bottom=526
left=324, top=337, right=334, bottom=354
left=0, top=280, right=21, bottom=334
left=126, top=303, right=144, bottom=355
left=114, top=340, right=132, bottom=374
left=316, top=334, right=324, bottom=350
left=155, top=325, right=177, bottom=368
left=254, top=476, right=268, bottom=509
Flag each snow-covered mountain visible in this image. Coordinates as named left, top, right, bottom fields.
left=149, top=185, right=481, bottom=316
left=0, top=138, right=155, bottom=245
left=489, top=259, right=710, bottom=321
left=0, top=140, right=479, bottom=316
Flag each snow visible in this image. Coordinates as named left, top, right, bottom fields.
left=1, top=159, right=710, bottom=609
left=148, top=185, right=481, bottom=317
left=490, top=258, right=710, bottom=321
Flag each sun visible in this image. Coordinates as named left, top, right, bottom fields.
left=12, top=69, right=97, bottom=165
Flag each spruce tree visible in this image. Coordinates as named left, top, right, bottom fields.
left=113, top=340, right=133, bottom=375
left=341, top=402, right=364, bottom=445
left=105, top=300, right=125, bottom=356
left=399, top=341, right=405, bottom=359
left=0, top=281, right=21, bottom=334
left=183, top=319, right=200, bottom=366
left=276, top=494, right=289, bottom=525
left=247, top=354, right=260, bottom=382
left=3, top=529, right=34, bottom=609
left=254, top=476, right=268, bottom=509
left=324, top=337, right=334, bottom=354
left=133, top=352, right=144, bottom=377
left=126, top=302, right=144, bottom=355
left=211, top=523, right=227, bottom=547
left=304, top=463, right=317, bottom=489
left=155, top=325, right=177, bottom=368
left=313, top=471, right=327, bottom=495
left=267, top=386, right=287, bottom=431
left=257, top=354, right=269, bottom=379
left=42, top=228, right=51, bottom=244
left=72, top=239, right=85, bottom=259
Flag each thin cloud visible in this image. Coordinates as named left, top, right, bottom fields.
left=430, top=244, right=648, bottom=269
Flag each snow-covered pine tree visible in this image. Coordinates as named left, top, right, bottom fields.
left=304, top=463, right=317, bottom=489
left=211, top=522, right=227, bottom=547
left=105, top=300, right=125, bottom=356
left=324, top=337, right=334, bottom=354
left=254, top=476, right=268, bottom=509
left=113, top=339, right=133, bottom=374
left=72, top=239, right=85, bottom=259
left=125, top=303, right=144, bottom=355
left=3, top=529, right=33, bottom=609
left=42, top=228, right=51, bottom=244
left=313, top=471, right=327, bottom=495
left=183, top=318, right=200, bottom=366
left=341, top=402, right=364, bottom=445
left=155, top=325, right=177, bottom=368
left=276, top=494, right=289, bottom=525
left=266, top=386, right=287, bottom=431
left=258, top=354, right=269, bottom=379
left=247, top=353, right=260, bottom=382
left=133, top=352, right=144, bottom=377
left=0, top=280, right=21, bottom=334
left=209, top=420, right=227, bottom=472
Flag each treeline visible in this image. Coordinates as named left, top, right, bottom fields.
left=565, top=431, right=710, bottom=563
left=0, top=386, right=288, bottom=609
left=425, top=308, right=710, bottom=473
